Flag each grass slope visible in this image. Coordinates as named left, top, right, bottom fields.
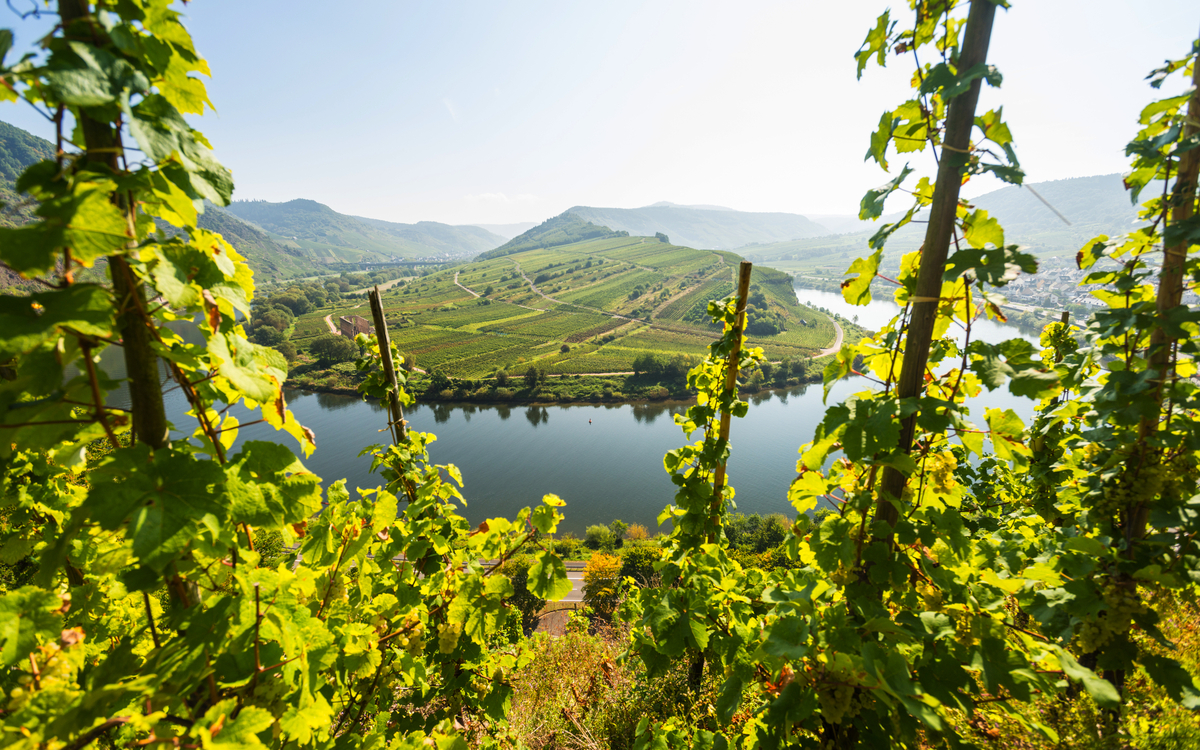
left=567, top=204, right=830, bottom=250
left=0, top=120, right=55, bottom=229
left=294, top=234, right=835, bottom=381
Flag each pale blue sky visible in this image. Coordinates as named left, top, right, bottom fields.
left=2, top=1, right=1197, bottom=225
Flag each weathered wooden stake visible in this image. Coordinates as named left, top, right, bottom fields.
left=368, top=286, right=407, bottom=445
left=874, top=0, right=998, bottom=532
left=708, top=261, right=754, bottom=541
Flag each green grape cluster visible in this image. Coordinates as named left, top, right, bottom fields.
left=1074, top=578, right=1148, bottom=653
left=916, top=581, right=943, bottom=612
left=321, top=571, right=347, bottom=605
left=953, top=612, right=978, bottom=649
left=438, top=621, right=463, bottom=654
left=395, top=614, right=425, bottom=655
left=828, top=563, right=855, bottom=586
left=818, top=683, right=856, bottom=725
left=1091, top=463, right=1165, bottom=518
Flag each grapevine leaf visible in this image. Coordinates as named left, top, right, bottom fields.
left=528, top=551, right=571, bottom=601
left=0, top=587, right=62, bottom=667
left=865, top=110, right=895, bottom=168
left=0, top=285, right=113, bottom=360
left=1053, top=647, right=1120, bottom=708
left=859, top=165, right=913, bottom=220
left=962, top=209, right=1005, bottom=249
left=279, top=697, right=335, bottom=745
left=855, top=11, right=893, bottom=79
left=841, top=248, right=883, bottom=305
left=197, top=700, right=272, bottom=749
left=0, top=177, right=131, bottom=274
left=127, top=94, right=233, bottom=205
left=892, top=100, right=929, bottom=153
left=825, top=395, right=900, bottom=461
left=868, top=205, right=916, bottom=250
left=1140, top=655, right=1200, bottom=708
left=945, top=243, right=1037, bottom=286
left=762, top=615, right=808, bottom=659
left=86, top=447, right=227, bottom=573
left=530, top=504, right=560, bottom=534
left=921, top=62, right=1001, bottom=99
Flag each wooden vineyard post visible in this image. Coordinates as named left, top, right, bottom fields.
left=873, top=0, right=998, bottom=534
left=368, top=286, right=407, bottom=446
left=708, top=261, right=754, bottom=542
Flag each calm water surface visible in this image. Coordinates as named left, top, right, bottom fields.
left=98, top=289, right=1044, bottom=534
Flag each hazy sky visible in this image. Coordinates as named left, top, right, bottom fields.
left=2, top=1, right=1197, bottom=226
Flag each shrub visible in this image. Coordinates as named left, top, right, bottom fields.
left=310, top=333, right=357, bottom=364
left=498, top=553, right=545, bottom=635
left=626, top=523, right=649, bottom=540
left=585, top=524, right=616, bottom=550
left=619, top=544, right=662, bottom=587
left=274, top=340, right=297, bottom=362
left=583, top=553, right=622, bottom=620
left=550, top=536, right=581, bottom=559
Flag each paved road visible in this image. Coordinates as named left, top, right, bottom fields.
left=453, top=271, right=481, bottom=298
left=562, top=570, right=585, bottom=603
left=819, top=318, right=844, bottom=356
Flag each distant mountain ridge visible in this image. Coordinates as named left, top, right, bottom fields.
left=469, top=222, right=538, bottom=240
left=226, top=199, right=506, bottom=263
left=564, top=204, right=829, bottom=250
left=739, top=174, right=1142, bottom=268
left=350, top=214, right=506, bottom=255
left=0, top=119, right=507, bottom=286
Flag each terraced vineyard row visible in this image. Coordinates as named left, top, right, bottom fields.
left=657, top=277, right=732, bottom=321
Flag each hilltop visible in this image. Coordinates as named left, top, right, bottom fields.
left=565, top=203, right=829, bottom=250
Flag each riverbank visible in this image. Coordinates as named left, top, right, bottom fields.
left=285, top=367, right=825, bottom=408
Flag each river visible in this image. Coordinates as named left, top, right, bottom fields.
left=91, top=287, right=1043, bottom=535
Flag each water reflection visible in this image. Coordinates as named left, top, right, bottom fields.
left=524, top=406, right=548, bottom=427
left=630, top=401, right=688, bottom=425
left=315, top=391, right=359, bottom=412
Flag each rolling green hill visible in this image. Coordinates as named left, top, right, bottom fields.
left=740, top=174, right=1141, bottom=275
left=225, top=199, right=505, bottom=262
left=476, top=212, right=630, bottom=260
left=294, top=231, right=836, bottom=381
left=565, top=203, right=830, bottom=250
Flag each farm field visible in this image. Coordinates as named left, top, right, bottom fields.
left=286, top=233, right=838, bottom=378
